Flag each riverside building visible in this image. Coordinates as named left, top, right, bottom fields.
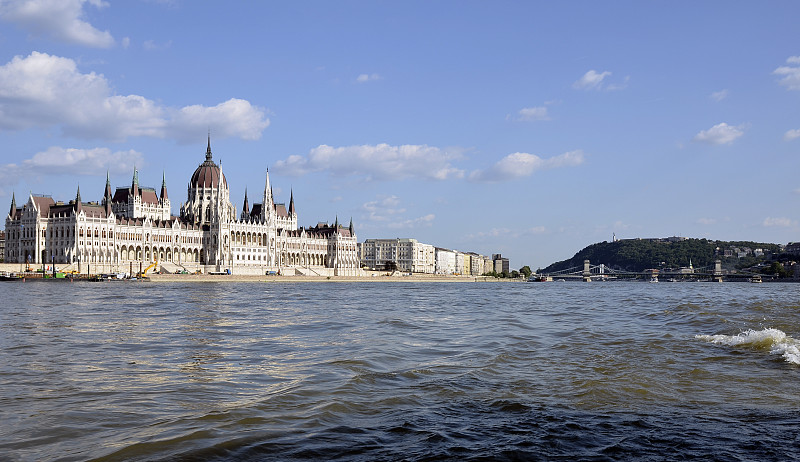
left=4, top=139, right=361, bottom=276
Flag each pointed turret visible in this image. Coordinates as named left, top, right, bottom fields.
left=131, top=166, right=139, bottom=197
left=160, top=171, right=168, bottom=201
left=241, top=187, right=250, bottom=220
left=206, top=133, right=213, bottom=161
left=75, top=185, right=82, bottom=212
left=103, top=171, right=112, bottom=204
left=263, top=168, right=272, bottom=207
left=8, top=192, right=16, bottom=218
left=334, top=215, right=339, bottom=234
left=349, top=217, right=354, bottom=235
left=103, top=171, right=113, bottom=214
left=289, top=188, right=295, bottom=215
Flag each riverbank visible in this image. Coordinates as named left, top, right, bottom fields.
left=147, top=273, right=516, bottom=283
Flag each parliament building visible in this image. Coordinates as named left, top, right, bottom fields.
left=4, top=139, right=361, bottom=276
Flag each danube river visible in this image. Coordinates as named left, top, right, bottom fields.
left=2, top=281, right=799, bottom=460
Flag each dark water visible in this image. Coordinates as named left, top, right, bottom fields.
left=2, top=281, right=800, bottom=461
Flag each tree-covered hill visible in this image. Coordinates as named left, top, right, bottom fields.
left=541, top=238, right=782, bottom=273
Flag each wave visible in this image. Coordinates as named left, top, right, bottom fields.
left=696, top=328, right=800, bottom=365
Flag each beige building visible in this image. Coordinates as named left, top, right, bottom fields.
left=4, top=139, right=361, bottom=276
left=360, top=238, right=435, bottom=273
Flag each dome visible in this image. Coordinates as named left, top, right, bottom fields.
left=189, top=140, right=228, bottom=189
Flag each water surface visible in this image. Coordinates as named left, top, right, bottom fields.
left=1, top=281, right=799, bottom=460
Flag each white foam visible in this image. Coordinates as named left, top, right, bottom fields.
left=696, top=328, right=800, bottom=365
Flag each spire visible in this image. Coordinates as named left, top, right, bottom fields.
left=160, top=171, right=168, bottom=201
left=9, top=191, right=16, bottom=218
left=289, top=188, right=295, bottom=215
left=349, top=217, right=354, bottom=235
left=103, top=171, right=112, bottom=204
left=262, top=168, right=273, bottom=213
left=243, top=187, right=249, bottom=214
left=205, top=133, right=213, bottom=161
left=334, top=215, right=339, bottom=232
left=75, top=185, right=82, bottom=212
left=131, top=166, right=139, bottom=197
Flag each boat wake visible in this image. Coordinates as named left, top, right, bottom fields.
left=696, top=328, right=800, bottom=365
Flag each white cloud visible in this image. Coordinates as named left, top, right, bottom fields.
left=774, top=56, right=800, bottom=90
left=710, top=89, right=729, bottom=102
left=0, top=146, right=144, bottom=190
left=784, top=129, right=800, bottom=141
left=356, top=73, right=381, bottom=83
left=168, top=98, right=270, bottom=142
left=0, top=0, right=114, bottom=48
left=512, top=106, right=550, bottom=122
left=362, top=195, right=406, bottom=222
left=143, top=39, right=172, bottom=51
left=692, top=122, right=745, bottom=145
left=273, top=143, right=465, bottom=181
left=469, top=150, right=584, bottom=182
left=0, top=52, right=270, bottom=142
left=360, top=195, right=434, bottom=229
left=387, top=214, right=435, bottom=229
left=573, top=70, right=610, bottom=90
left=763, top=217, right=795, bottom=228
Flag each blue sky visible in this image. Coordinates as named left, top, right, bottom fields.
left=0, top=1, right=798, bottom=269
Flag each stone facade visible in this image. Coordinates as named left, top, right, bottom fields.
left=4, top=139, right=361, bottom=276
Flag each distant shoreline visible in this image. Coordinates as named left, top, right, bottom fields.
left=147, top=274, right=515, bottom=283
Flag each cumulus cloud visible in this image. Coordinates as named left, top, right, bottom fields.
left=0, top=146, right=144, bottom=190
left=356, top=73, right=381, bottom=83
left=692, top=122, right=745, bottom=145
left=387, top=214, right=435, bottom=229
left=573, top=70, right=610, bottom=90
left=469, top=150, right=584, bottom=183
left=0, top=52, right=270, bottom=142
left=511, top=106, right=550, bottom=122
left=362, top=195, right=406, bottom=222
left=360, top=195, right=434, bottom=229
left=710, top=89, right=729, bottom=102
left=0, top=0, right=114, bottom=48
left=273, top=143, right=465, bottom=181
left=774, top=56, right=800, bottom=90
left=784, top=129, right=800, bottom=141
left=763, top=217, right=795, bottom=228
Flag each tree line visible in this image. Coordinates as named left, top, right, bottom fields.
left=540, top=238, right=783, bottom=274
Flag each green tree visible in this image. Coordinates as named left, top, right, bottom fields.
left=519, top=266, right=532, bottom=278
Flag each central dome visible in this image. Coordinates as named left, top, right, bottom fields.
left=190, top=139, right=227, bottom=189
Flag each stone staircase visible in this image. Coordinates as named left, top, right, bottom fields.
left=159, top=262, right=186, bottom=274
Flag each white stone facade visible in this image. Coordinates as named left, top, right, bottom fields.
left=360, top=238, right=435, bottom=273
left=4, top=140, right=362, bottom=276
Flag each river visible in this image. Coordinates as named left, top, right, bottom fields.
left=1, top=281, right=799, bottom=460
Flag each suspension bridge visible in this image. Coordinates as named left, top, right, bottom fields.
left=533, top=259, right=773, bottom=282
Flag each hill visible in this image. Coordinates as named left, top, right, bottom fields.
left=541, top=238, right=783, bottom=273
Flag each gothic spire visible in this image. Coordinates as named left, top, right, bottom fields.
left=9, top=191, right=16, bottom=218
left=75, top=185, right=82, bottom=212
left=205, top=133, right=213, bottom=161
left=160, top=171, right=168, bottom=200
left=103, top=171, right=112, bottom=204
left=289, top=188, right=295, bottom=215
left=131, top=166, right=139, bottom=197
left=349, top=217, right=354, bottom=235
left=243, top=187, right=249, bottom=214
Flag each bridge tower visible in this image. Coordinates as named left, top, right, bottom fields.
left=713, top=259, right=723, bottom=283
left=583, top=259, right=592, bottom=282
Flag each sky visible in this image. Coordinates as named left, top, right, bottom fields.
left=0, top=1, right=798, bottom=270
